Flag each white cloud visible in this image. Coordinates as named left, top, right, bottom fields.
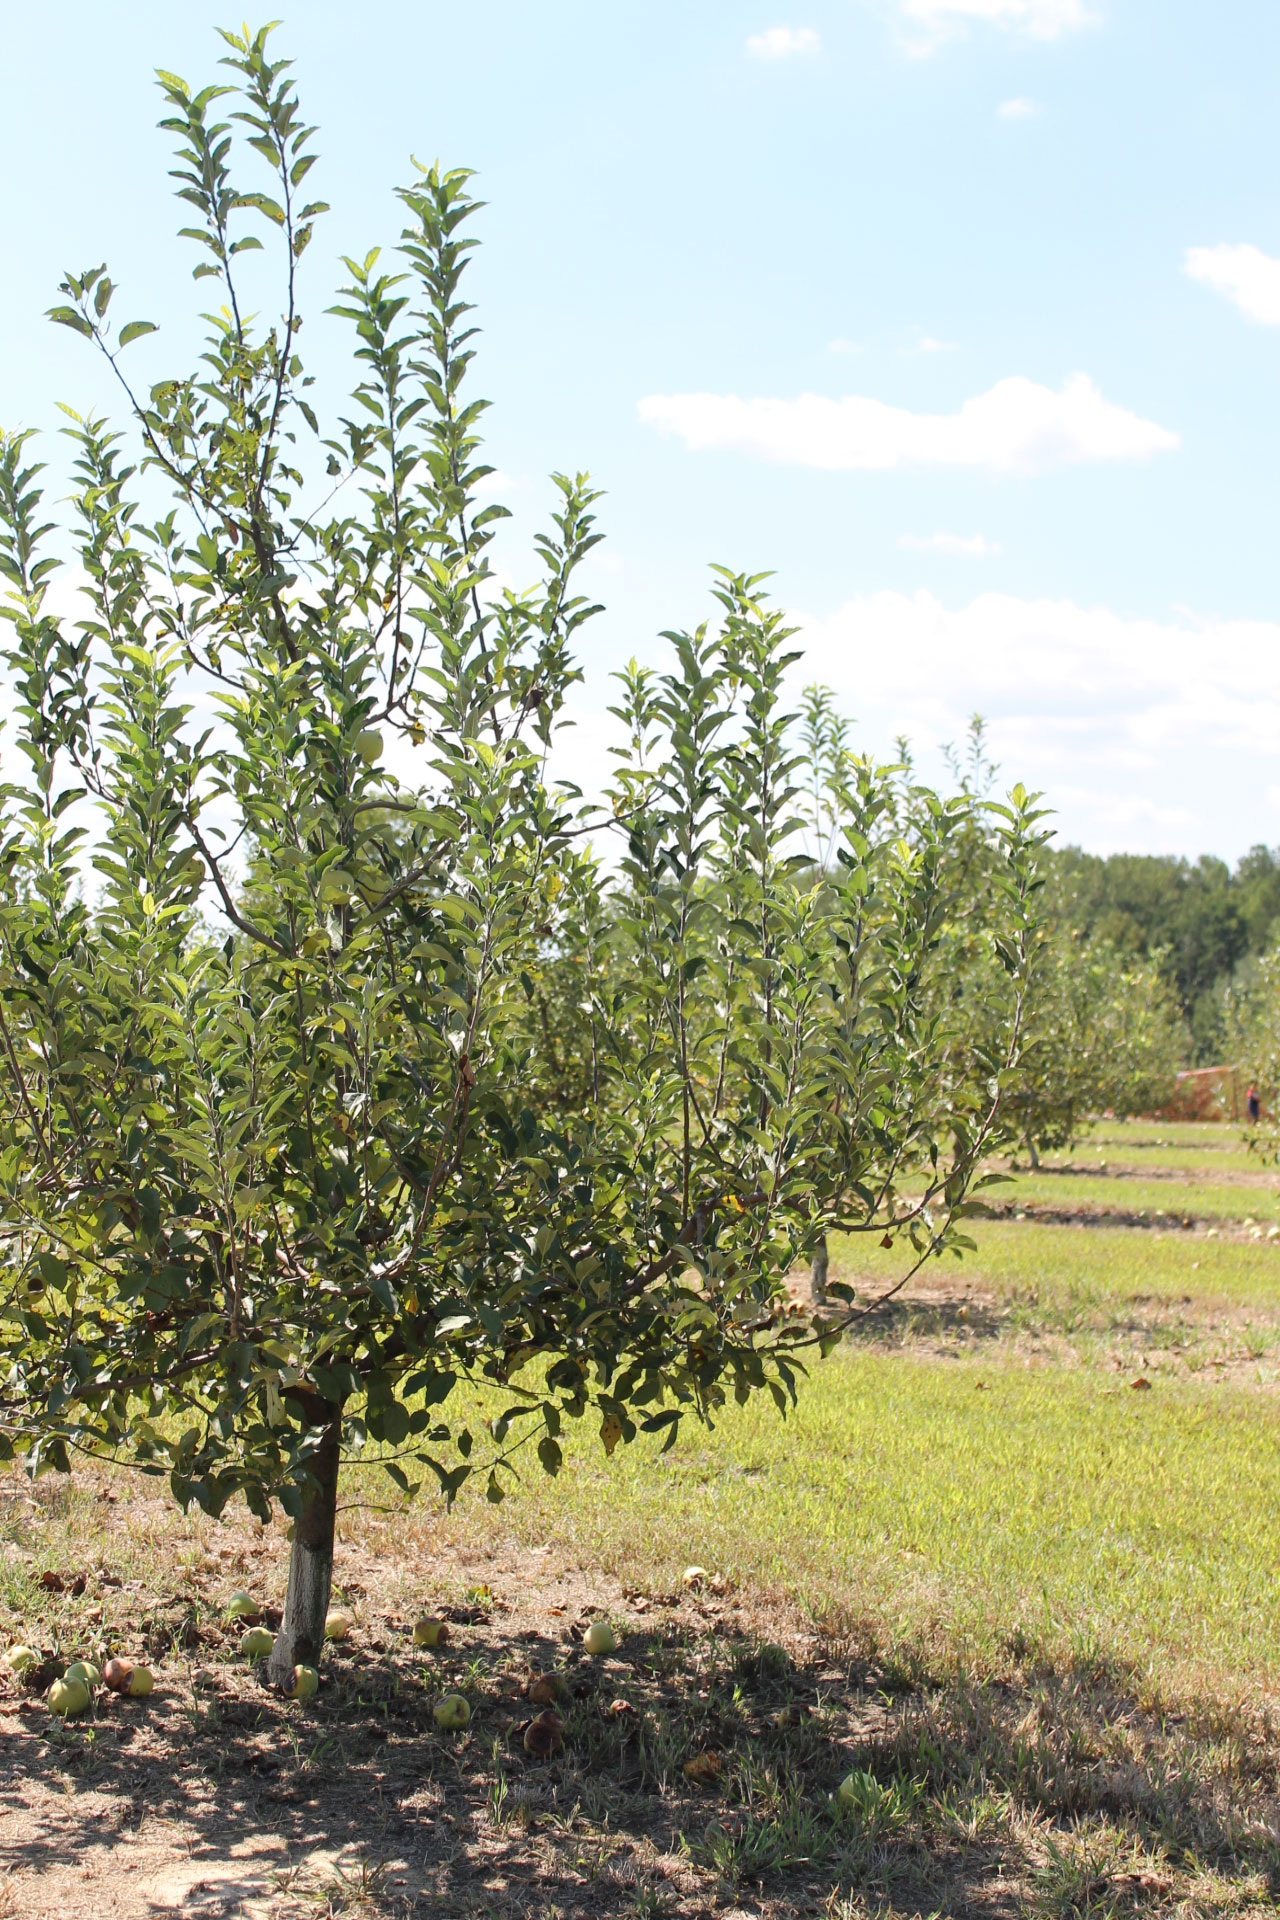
left=913, top=334, right=958, bottom=354
left=797, top=591, right=1280, bottom=748
left=899, top=532, right=1001, bottom=557
left=559, top=588, right=1280, bottom=856
left=471, top=467, right=516, bottom=500
left=1049, top=789, right=1201, bottom=846
left=900, top=0, right=1097, bottom=52
left=790, top=590, right=1280, bottom=853
left=827, top=337, right=862, bottom=354
left=637, top=373, right=1178, bottom=474
left=997, top=97, right=1041, bottom=119
left=1184, top=243, right=1280, bottom=326
left=746, top=26, right=820, bottom=58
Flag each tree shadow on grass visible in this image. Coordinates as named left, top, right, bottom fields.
left=847, top=1293, right=1011, bottom=1350
left=3, top=1609, right=1279, bottom=1920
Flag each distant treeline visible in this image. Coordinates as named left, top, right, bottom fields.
left=1044, top=846, right=1280, bottom=1063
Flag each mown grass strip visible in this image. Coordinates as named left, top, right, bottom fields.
left=1086, top=1121, right=1247, bottom=1151
left=981, top=1171, right=1280, bottom=1223
left=420, top=1351, right=1280, bottom=1697
left=869, top=1219, right=1280, bottom=1311
left=1040, top=1143, right=1264, bottom=1176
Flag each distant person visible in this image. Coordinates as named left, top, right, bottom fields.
left=1247, top=1084, right=1261, bottom=1123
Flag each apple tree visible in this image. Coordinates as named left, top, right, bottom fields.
left=0, top=24, right=1045, bottom=1685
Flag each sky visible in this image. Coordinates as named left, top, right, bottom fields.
left=1, top=0, right=1278, bottom=860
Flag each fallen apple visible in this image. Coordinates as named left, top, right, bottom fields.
left=287, top=1664, right=319, bottom=1702
left=433, top=1692, right=470, bottom=1730
left=527, top=1670, right=570, bottom=1706
left=223, top=1591, right=257, bottom=1621
left=47, top=1676, right=90, bottom=1718
left=4, top=1646, right=38, bottom=1674
left=413, top=1616, right=450, bottom=1647
left=583, top=1620, right=616, bottom=1656
left=240, top=1627, right=275, bottom=1660
left=324, top=1608, right=353, bottom=1642
left=103, top=1657, right=134, bottom=1692
left=64, top=1661, right=102, bottom=1689
left=681, top=1566, right=709, bottom=1590
left=522, top=1709, right=565, bottom=1757
left=127, top=1666, right=154, bottom=1698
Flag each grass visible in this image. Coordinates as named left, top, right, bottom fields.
left=1062, top=1115, right=1262, bottom=1163
left=1041, top=1140, right=1264, bottom=1175
left=366, top=1347, right=1280, bottom=1699
left=1086, top=1120, right=1252, bottom=1151
left=870, top=1217, right=1280, bottom=1310
left=978, top=1167, right=1280, bottom=1222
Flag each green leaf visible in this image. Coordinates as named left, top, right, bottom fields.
left=118, top=320, right=159, bottom=348
left=47, top=306, right=93, bottom=338
left=236, top=191, right=286, bottom=225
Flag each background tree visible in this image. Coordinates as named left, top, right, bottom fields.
left=995, top=931, right=1186, bottom=1162
left=0, top=24, right=1045, bottom=1686
left=1044, top=843, right=1280, bottom=1060
left=1220, top=934, right=1280, bottom=1149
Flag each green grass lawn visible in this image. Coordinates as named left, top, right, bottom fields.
left=1040, top=1141, right=1265, bottom=1176
left=1085, top=1119, right=1251, bottom=1151
left=840, top=1217, right=1280, bottom=1311
left=414, top=1348, right=1280, bottom=1698
left=979, top=1168, right=1280, bottom=1223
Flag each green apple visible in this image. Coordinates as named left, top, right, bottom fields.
left=64, top=1661, right=102, bottom=1688
left=433, top=1692, right=470, bottom=1730
left=287, top=1664, right=319, bottom=1702
left=126, top=1666, right=154, bottom=1698
left=47, top=1676, right=90, bottom=1717
left=4, top=1646, right=38, bottom=1674
left=583, top=1620, right=617, bottom=1656
left=412, top=1615, right=449, bottom=1647
left=223, top=1592, right=257, bottom=1621
left=324, top=1608, right=353, bottom=1642
left=240, top=1627, right=275, bottom=1660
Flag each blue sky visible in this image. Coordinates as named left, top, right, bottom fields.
left=2, top=1, right=1279, bottom=858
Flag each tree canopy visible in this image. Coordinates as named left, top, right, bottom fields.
left=0, top=23, right=1045, bottom=1679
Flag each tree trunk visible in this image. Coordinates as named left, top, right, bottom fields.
left=267, top=1400, right=342, bottom=1689
left=810, top=1233, right=830, bottom=1307
left=1025, top=1131, right=1040, bottom=1171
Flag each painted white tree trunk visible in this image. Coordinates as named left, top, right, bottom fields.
left=267, top=1407, right=341, bottom=1688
